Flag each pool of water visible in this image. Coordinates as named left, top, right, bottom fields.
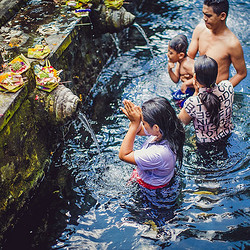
left=3, top=0, right=249, bottom=249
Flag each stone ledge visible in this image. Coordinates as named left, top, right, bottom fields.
left=0, top=85, right=28, bottom=132
left=0, top=4, right=90, bottom=131
left=0, top=0, right=29, bottom=26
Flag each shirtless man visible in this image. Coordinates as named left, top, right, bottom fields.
left=187, top=0, right=247, bottom=87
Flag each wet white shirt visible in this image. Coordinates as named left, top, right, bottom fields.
left=134, top=136, right=176, bottom=186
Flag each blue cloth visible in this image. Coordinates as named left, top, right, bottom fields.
left=172, top=88, right=195, bottom=107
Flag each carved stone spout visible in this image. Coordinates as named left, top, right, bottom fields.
left=92, top=4, right=135, bottom=33
left=53, top=85, right=80, bottom=121
left=32, top=84, right=80, bottom=125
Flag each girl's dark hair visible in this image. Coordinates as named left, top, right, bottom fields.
left=142, top=97, right=185, bottom=165
left=204, top=0, right=229, bottom=17
left=194, top=55, right=220, bottom=129
left=169, top=34, right=188, bottom=56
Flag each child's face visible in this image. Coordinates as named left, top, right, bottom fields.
left=142, top=120, right=153, bottom=135
left=142, top=118, right=159, bottom=137
left=167, top=45, right=180, bottom=63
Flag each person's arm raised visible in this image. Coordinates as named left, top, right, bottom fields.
left=168, top=62, right=180, bottom=83
left=119, top=100, right=142, bottom=164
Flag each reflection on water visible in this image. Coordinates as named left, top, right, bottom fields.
left=3, top=0, right=250, bottom=249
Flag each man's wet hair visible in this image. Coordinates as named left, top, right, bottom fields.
left=204, top=0, right=229, bottom=17
left=169, top=34, right=188, bottom=56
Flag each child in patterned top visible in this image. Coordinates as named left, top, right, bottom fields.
left=178, top=55, right=234, bottom=144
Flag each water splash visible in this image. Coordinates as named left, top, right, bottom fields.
left=110, top=33, right=121, bottom=56
left=78, top=112, right=101, bottom=155
left=132, top=22, right=155, bottom=58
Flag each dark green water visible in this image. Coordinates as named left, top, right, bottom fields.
left=3, top=0, right=249, bottom=249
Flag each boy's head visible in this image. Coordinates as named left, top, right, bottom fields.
left=204, top=0, right=229, bottom=18
left=168, top=34, right=188, bottom=63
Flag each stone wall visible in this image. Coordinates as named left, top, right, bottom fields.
left=0, top=0, right=137, bottom=243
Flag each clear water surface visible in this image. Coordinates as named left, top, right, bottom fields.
left=3, top=0, right=249, bottom=249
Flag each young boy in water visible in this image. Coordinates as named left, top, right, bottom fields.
left=167, top=34, right=195, bottom=107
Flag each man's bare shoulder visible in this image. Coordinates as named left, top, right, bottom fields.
left=225, top=29, right=242, bottom=49
left=193, top=22, right=207, bottom=36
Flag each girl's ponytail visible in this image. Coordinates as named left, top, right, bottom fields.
left=195, top=55, right=221, bottom=129
left=200, top=90, right=221, bottom=129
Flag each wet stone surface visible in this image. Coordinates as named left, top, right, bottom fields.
left=0, top=0, right=29, bottom=26
left=0, top=0, right=83, bottom=60
left=0, top=0, right=91, bottom=130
